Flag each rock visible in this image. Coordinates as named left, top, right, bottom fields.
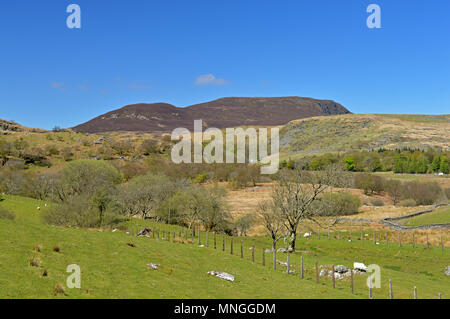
left=208, top=271, right=235, bottom=282
left=277, top=248, right=287, bottom=253
left=137, top=228, right=152, bottom=237
left=276, top=260, right=288, bottom=267
left=354, top=262, right=368, bottom=272
left=445, top=266, right=450, bottom=276
left=199, top=245, right=205, bottom=247
left=335, top=265, right=349, bottom=274
left=147, top=263, right=159, bottom=270
left=265, top=249, right=273, bottom=253
left=320, top=269, right=328, bottom=277
left=334, top=273, right=344, bottom=280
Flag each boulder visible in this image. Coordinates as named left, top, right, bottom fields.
left=319, top=269, right=328, bottom=277
left=146, top=263, right=159, bottom=270
left=445, top=266, right=450, bottom=276
left=335, top=265, right=349, bottom=274
left=354, top=262, right=368, bottom=272
left=276, top=260, right=288, bottom=267
left=137, top=228, right=152, bottom=237
left=208, top=271, right=235, bottom=282
left=277, top=248, right=287, bottom=253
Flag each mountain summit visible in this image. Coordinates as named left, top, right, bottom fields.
left=72, top=97, right=351, bottom=133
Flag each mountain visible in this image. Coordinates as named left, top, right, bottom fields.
left=72, top=97, right=351, bottom=133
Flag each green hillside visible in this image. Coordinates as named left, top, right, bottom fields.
left=1, top=195, right=449, bottom=299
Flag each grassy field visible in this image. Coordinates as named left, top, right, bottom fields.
left=1, top=195, right=449, bottom=299
left=402, top=206, right=450, bottom=227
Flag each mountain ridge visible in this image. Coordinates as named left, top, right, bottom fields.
left=72, top=96, right=351, bottom=133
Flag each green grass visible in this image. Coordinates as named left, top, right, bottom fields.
left=1, top=195, right=449, bottom=299
left=402, top=206, right=450, bottom=227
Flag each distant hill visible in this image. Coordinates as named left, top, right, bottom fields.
left=72, top=97, right=351, bottom=133
left=280, top=114, right=450, bottom=158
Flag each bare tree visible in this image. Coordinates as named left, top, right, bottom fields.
left=257, top=201, right=286, bottom=252
left=272, top=164, right=346, bottom=252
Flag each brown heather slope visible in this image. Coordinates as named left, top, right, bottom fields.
left=72, top=97, right=351, bottom=133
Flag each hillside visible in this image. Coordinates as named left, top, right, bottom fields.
left=72, top=97, right=350, bottom=133
left=280, top=114, right=450, bottom=157
left=1, top=195, right=449, bottom=299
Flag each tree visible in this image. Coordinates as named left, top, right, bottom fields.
left=385, top=179, right=402, bottom=205
left=257, top=201, right=286, bottom=251
left=271, top=165, right=346, bottom=252
left=234, top=214, right=256, bottom=236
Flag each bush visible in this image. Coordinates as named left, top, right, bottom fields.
left=399, top=199, right=417, bottom=207
left=0, top=207, right=15, bottom=220
left=401, top=181, right=442, bottom=205
left=316, top=192, right=362, bottom=216
left=370, top=198, right=384, bottom=206
left=354, top=173, right=385, bottom=195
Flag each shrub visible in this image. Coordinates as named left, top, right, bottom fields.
left=371, top=198, right=384, bottom=206
left=354, top=173, right=385, bottom=195
left=399, top=199, right=417, bottom=207
left=0, top=207, right=15, bottom=220
left=316, top=192, right=362, bottom=216
left=401, top=181, right=442, bottom=205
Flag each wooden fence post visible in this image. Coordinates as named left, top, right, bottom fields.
left=273, top=250, right=276, bottom=270
left=386, top=232, right=388, bottom=245
left=262, top=248, right=265, bottom=266
left=426, top=234, right=429, bottom=249
left=240, top=240, right=243, bottom=258
left=301, top=256, right=304, bottom=279
left=287, top=253, right=290, bottom=274
left=373, top=232, right=376, bottom=244
left=252, top=246, right=255, bottom=263
left=222, top=235, right=225, bottom=251
left=361, top=230, right=363, bottom=243
left=350, top=269, right=354, bottom=294
left=414, top=286, right=417, bottom=299
left=389, top=280, right=393, bottom=299
left=168, top=231, right=170, bottom=241
left=198, top=231, right=201, bottom=245
left=350, top=231, right=352, bottom=242
left=231, top=238, right=233, bottom=255
left=315, top=261, right=319, bottom=284
left=328, top=228, right=330, bottom=240
left=318, top=228, right=320, bottom=240
left=214, top=232, right=216, bottom=249
left=398, top=232, right=401, bottom=247
left=441, top=235, right=444, bottom=251
left=206, top=231, right=209, bottom=248
left=332, top=265, right=335, bottom=288
left=412, top=233, right=415, bottom=248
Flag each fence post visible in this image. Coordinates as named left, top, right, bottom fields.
left=273, top=250, right=276, bottom=270
left=338, top=231, right=340, bottom=240
left=231, top=238, right=233, bottom=255
left=386, top=232, right=388, bottom=246
left=262, top=248, right=265, bottom=266
left=414, top=286, right=417, bottom=299
left=315, top=261, right=319, bottom=284
left=412, top=233, right=415, bottom=248
left=389, top=280, right=393, bottom=299
left=350, top=231, right=352, bottom=242
left=373, top=232, right=376, bottom=244
left=369, top=278, right=373, bottom=299
left=332, top=265, right=335, bottom=288
left=252, top=246, right=255, bottom=263
left=287, top=253, right=290, bottom=274
left=214, top=232, right=216, bottom=249
left=240, top=240, right=243, bottom=258
left=441, top=235, right=444, bottom=251
left=222, top=235, right=225, bottom=251
left=206, top=231, right=209, bottom=248
left=439, top=293, right=442, bottom=299
left=191, top=229, right=194, bottom=241
left=426, top=234, right=429, bottom=249
left=398, top=232, right=401, bottom=247
left=152, top=229, right=155, bottom=239
left=318, top=228, right=320, bottom=240
left=328, top=228, right=330, bottom=240
left=350, top=269, right=354, bottom=294
left=168, top=231, right=170, bottom=242
left=361, top=230, right=363, bottom=243
left=198, top=231, right=201, bottom=246
left=301, top=256, right=304, bottom=279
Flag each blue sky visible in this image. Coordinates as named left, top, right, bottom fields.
left=1, top=0, right=449, bottom=129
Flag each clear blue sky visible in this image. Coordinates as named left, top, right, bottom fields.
left=1, top=0, right=449, bottom=129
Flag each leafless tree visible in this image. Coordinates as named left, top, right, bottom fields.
left=257, top=200, right=286, bottom=252
left=271, top=164, right=347, bottom=252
